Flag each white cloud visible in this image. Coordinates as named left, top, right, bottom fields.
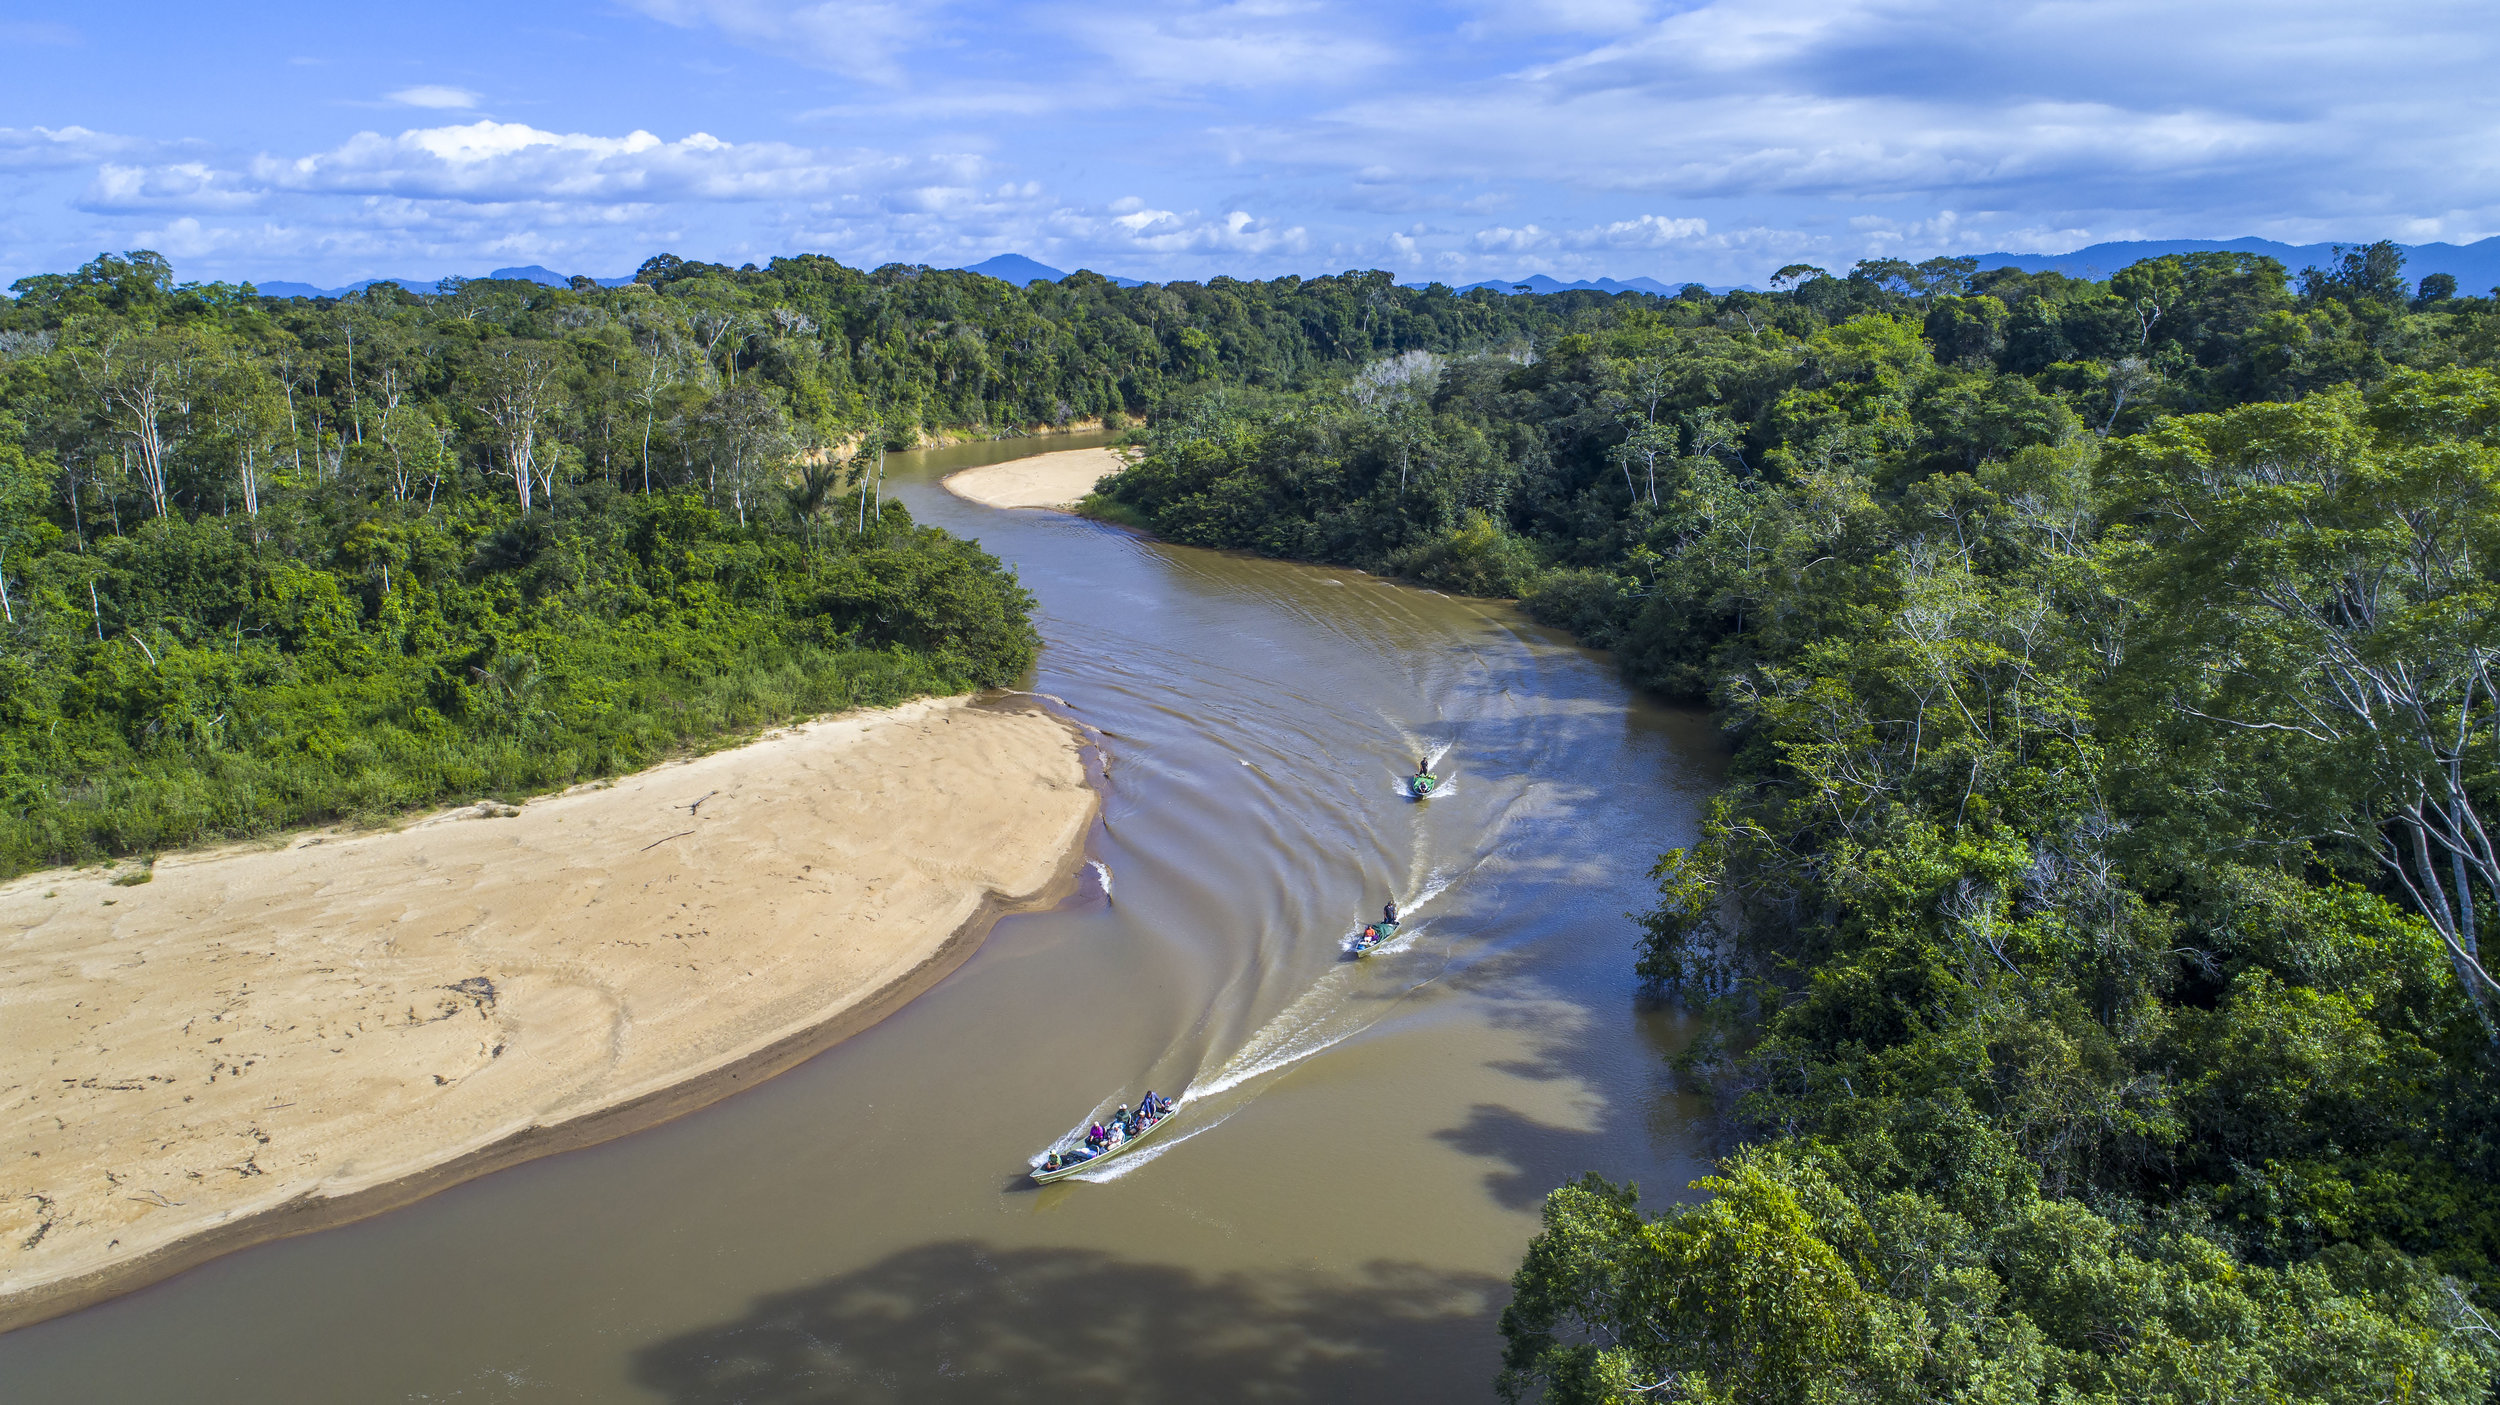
left=1249, top=0, right=2500, bottom=254
left=1469, top=215, right=1708, bottom=254
left=16, top=120, right=1037, bottom=284
left=1473, top=224, right=1550, bottom=252
left=81, top=162, right=262, bottom=213
left=1570, top=215, right=1708, bottom=248
left=118, top=197, right=704, bottom=279
left=786, top=190, right=1312, bottom=275
left=247, top=121, right=952, bottom=204
left=1420, top=212, right=1875, bottom=283
left=1099, top=207, right=1309, bottom=256
left=388, top=85, right=482, bottom=110
left=10, top=0, right=2500, bottom=288
left=0, top=125, right=159, bottom=171
left=36, top=115, right=1326, bottom=284
left=127, top=216, right=240, bottom=260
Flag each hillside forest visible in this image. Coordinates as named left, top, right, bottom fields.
left=9, top=242, right=2500, bottom=1399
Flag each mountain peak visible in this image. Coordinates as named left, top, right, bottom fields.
left=956, top=253, right=1146, bottom=288
left=959, top=253, right=1069, bottom=285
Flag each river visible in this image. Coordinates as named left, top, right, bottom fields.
left=1, top=434, right=1725, bottom=1402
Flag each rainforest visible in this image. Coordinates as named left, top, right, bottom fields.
left=7, top=244, right=2500, bottom=1400
left=1103, top=246, right=2500, bottom=1402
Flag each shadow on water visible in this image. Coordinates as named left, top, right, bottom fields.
left=1422, top=937, right=1728, bottom=1215
left=630, top=1242, right=1510, bottom=1405
left=1428, top=1006, right=1723, bottom=1216
left=1434, top=1103, right=1622, bottom=1213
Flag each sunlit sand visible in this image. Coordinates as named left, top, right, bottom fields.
left=0, top=697, right=1095, bottom=1330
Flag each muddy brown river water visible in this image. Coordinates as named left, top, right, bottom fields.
left=2, top=434, right=1725, bottom=1402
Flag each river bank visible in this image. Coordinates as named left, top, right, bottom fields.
left=942, top=447, right=1127, bottom=510
left=0, top=433, right=1721, bottom=1405
left=0, top=696, right=1097, bottom=1332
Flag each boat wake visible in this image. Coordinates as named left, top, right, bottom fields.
left=1028, top=757, right=1507, bottom=1186
left=1180, top=976, right=1378, bottom=1104
left=1184, top=867, right=1462, bottom=1103
left=1059, top=1111, right=1235, bottom=1181
left=1397, top=736, right=1455, bottom=772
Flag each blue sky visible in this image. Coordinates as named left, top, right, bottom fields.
left=3, top=0, right=2496, bottom=288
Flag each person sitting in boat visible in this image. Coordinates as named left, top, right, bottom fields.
left=1142, top=1091, right=1165, bottom=1119
left=1359, top=924, right=1379, bottom=944
left=1085, top=1123, right=1107, bottom=1151
left=1043, top=1152, right=1064, bottom=1173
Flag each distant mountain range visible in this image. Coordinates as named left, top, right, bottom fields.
left=251, top=256, right=1140, bottom=297
left=1427, top=274, right=1751, bottom=297
left=250, top=265, right=638, bottom=298
left=1436, top=238, right=2500, bottom=297
left=247, top=236, right=2500, bottom=303
left=954, top=259, right=1732, bottom=296
left=1968, top=236, right=2500, bottom=292
left=1458, top=274, right=1675, bottom=296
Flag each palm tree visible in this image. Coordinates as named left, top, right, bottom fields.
left=785, top=454, right=851, bottom=549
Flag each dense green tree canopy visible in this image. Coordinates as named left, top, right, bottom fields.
left=0, top=249, right=1618, bottom=878
left=1094, top=252, right=2500, bottom=1401
left=11, top=244, right=2500, bottom=1397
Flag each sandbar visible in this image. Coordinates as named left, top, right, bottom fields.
left=943, top=447, right=1126, bottom=511
left=0, top=697, right=1096, bottom=1331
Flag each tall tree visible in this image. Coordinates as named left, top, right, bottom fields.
left=698, top=384, right=790, bottom=527
left=466, top=341, right=568, bottom=515
left=79, top=326, right=204, bottom=518
left=2112, top=370, right=2500, bottom=1034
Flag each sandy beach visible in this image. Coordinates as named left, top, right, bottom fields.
left=943, top=446, right=1126, bottom=510
left=0, top=697, right=1096, bottom=1331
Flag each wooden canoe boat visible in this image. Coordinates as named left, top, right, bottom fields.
left=1030, top=1106, right=1176, bottom=1183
